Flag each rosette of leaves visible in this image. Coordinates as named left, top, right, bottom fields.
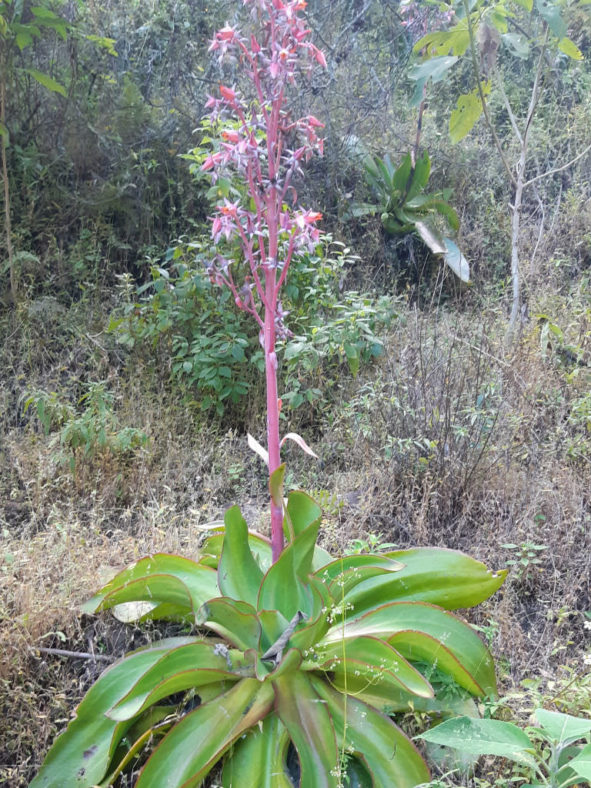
left=32, top=485, right=506, bottom=787
left=352, top=151, right=470, bottom=283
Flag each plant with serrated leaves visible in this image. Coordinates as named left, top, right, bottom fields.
left=32, top=2, right=507, bottom=786
left=418, top=708, right=591, bottom=786
left=32, top=488, right=507, bottom=787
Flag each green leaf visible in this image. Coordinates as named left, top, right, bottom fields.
left=199, top=528, right=272, bottom=573
left=310, top=635, right=434, bottom=699
left=324, top=601, right=498, bottom=696
left=218, top=506, right=263, bottom=606
left=0, top=122, right=9, bottom=146
left=534, top=708, right=591, bottom=744
left=407, top=151, right=431, bottom=201
left=413, top=25, right=471, bottom=57
left=443, top=238, right=471, bottom=282
left=108, top=641, right=254, bottom=721
left=569, top=743, right=591, bottom=780
left=135, top=679, right=274, bottom=787
left=258, top=530, right=314, bottom=619
left=558, top=37, right=583, bottom=60
left=82, top=554, right=219, bottom=621
left=274, top=671, right=339, bottom=787
left=30, top=639, right=199, bottom=788
left=221, top=715, right=292, bottom=787
left=285, top=490, right=322, bottom=539
left=535, top=0, right=567, bottom=37
left=345, top=547, right=507, bottom=614
left=408, top=56, right=459, bottom=84
left=198, top=597, right=261, bottom=650
left=25, top=68, right=67, bottom=96
left=313, top=679, right=431, bottom=787
left=85, top=34, right=118, bottom=56
left=419, top=197, right=460, bottom=232
left=417, top=717, right=537, bottom=767
left=449, top=91, right=483, bottom=143
left=502, top=32, right=530, bottom=58
left=392, top=153, right=412, bottom=194
left=513, top=0, right=533, bottom=10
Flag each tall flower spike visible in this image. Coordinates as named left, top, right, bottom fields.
left=202, top=0, right=326, bottom=562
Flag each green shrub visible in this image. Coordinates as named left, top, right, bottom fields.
left=111, top=236, right=397, bottom=416
left=23, top=382, right=148, bottom=471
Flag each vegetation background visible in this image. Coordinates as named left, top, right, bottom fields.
left=0, top=0, right=590, bottom=785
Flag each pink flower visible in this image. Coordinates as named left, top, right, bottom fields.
left=200, top=151, right=223, bottom=171
left=219, top=85, right=237, bottom=102
left=217, top=24, right=236, bottom=42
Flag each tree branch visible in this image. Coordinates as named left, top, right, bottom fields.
left=524, top=142, right=591, bottom=188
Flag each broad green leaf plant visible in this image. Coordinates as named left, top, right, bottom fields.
left=418, top=708, right=591, bottom=786
left=32, top=2, right=507, bottom=786
left=352, top=150, right=470, bottom=282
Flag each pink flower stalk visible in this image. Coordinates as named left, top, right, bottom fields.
left=202, top=0, right=326, bottom=562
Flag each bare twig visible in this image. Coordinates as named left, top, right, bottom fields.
left=524, top=142, right=591, bottom=188
left=30, top=646, right=115, bottom=663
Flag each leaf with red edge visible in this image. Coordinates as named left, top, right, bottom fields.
left=274, top=671, right=339, bottom=788
left=136, top=679, right=274, bottom=788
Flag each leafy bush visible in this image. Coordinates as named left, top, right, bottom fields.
left=111, top=237, right=396, bottom=415
left=23, top=382, right=148, bottom=471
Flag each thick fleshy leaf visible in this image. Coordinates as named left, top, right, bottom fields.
left=274, top=671, right=339, bottom=787
left=109, top=642, right=255, bottom=721
left=200, top=528, right=272, bottom=572
left=443, top=237, right=470, bottom=282
left=324, top=601, right=497, bottom=696
left=391, top=153, right=412, bottom=194
left=313, top=678, right=431, bottom=787
left=309, top=636, right=433, bottom=699
left=30, top=638, right=199, bottom=788
left=534, top=708, right=591, bottom=744
left=406, top=150, right=431, bottom=201
left=285, top=490, right=322, bottom=537
left=218, top=506, right=263, bottom=606
left=198, top=597, right=261, bottom=650
left=221, top=715, right=292, bottom=787
left=285, top=490, right=332, bottom=570
left=136, top=679, right=274, bottom=787
left=82, top=554, right=219, bottom=620
left=346, top=547, right=507, bottom=614
left=258, top=539, right=312, bottom=619
left=417, top=716, right=537, bottom=767
left=316, top=554, right=403, bottom=599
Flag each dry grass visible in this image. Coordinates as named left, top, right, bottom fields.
left=1, top=288, right=590, bottom=786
